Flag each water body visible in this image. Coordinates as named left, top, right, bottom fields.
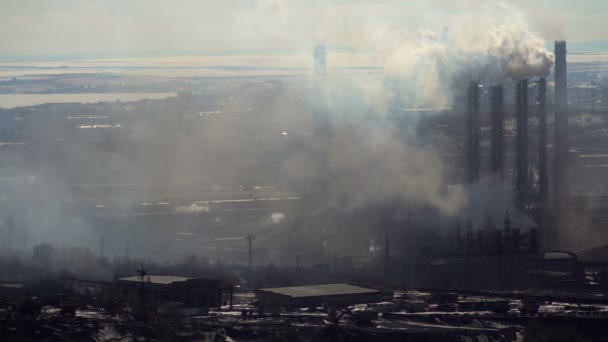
left=0, top=92, right=175, bottom=109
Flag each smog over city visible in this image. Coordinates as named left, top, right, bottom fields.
left=0, top=1, right=607, bottom=341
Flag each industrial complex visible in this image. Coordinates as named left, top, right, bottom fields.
left=0, top=31, right=608, bottom=341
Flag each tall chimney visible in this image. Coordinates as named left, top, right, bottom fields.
left=313, top=44, right=329, bottom=139
left=553, top=41, right=569, bottom=246
left=538, top=78, right=549, bottom=200
left=491, top=85, right=505, bottom=178
left=311, top=45, right=330, bottom=200
left=515, top=79, right=529, bottom=208
left=466, top=81, right=481, bottom=183
left=314, top=45, right=327, bottom=77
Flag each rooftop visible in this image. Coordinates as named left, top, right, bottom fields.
left=429, top=252, right=577, bottom=266
left=257, top=284, right=379, bottom=298
left=117, top=275, right=193, bottom=285
left=544, top=251, right=577, bottom=260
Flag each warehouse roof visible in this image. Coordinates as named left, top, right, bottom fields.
left=544, top=251, right=576, bottom=260
left=257, top=284, right=379, bottom=298
left=117, top=275, right=193, bottom=285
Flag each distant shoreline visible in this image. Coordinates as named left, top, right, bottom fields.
left=0, top=93, right=175, bottom=109
left=2, top=41, right=607, bottom=63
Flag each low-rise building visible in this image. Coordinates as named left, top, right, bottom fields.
left=256, top=283, right=381, bottom=309
left=116, top=275, right=224, bottom=308
left=66, top=275, right=225, bottom=309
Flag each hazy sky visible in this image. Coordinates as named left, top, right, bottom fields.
left=1, top=0, right=607, bottom=55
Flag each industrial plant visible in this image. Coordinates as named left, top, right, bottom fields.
left=0, top=1, right=608, bottom=340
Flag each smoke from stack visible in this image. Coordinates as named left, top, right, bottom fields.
left=0, top=0, right=558, bottom=265
left=385, top=1, right=554, bottom=107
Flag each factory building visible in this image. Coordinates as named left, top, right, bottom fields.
left=256, top=283, right=381, bottom=309
left=425, top=251, right=579, bottom=291
left=67, top=275, right=225, bottom=309
left=116, top=275, right=224, bottom=308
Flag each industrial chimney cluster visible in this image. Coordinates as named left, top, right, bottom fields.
left=464, top=41, right=569, bottom=248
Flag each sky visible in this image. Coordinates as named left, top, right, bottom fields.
left=1, top=0, right=607, bottom=56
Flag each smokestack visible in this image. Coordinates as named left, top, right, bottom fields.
left=311, top=45, right=330, bottom=199
left=313, top=45, right=329, bottom=135
left=538, top=78, right=548, bottom=200
left=491, top=85, right=505, bottom=178
left=466, top=81, right=480, bottom=183
left=314, top=45, right=327, bottom=77
left=553, top=41, right=569, bottom=246
left=515, top=79, right=529, bottom=208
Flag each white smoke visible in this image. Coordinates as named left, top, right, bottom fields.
left=386, top=1, right=554, bottom=107
left=280, top=122, right=467, bottom=215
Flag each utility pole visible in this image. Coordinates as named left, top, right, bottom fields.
left=456, top=219, right=462, bottom=252
left=538, top=78, right=548, bottom=200
left=334, top=253, right=338, bottom=273
left=504, top=211, right=513, bottom=290
left=7, top=214, right=13, bottom=255
left=137, top=264, right=147, bottom=307
left=384, top=233, right=390, bottom=277
left=591, top=85, right=596, bottom=113
left=99, top=236, right=105, bottom=258
left=248, top=233, right=253, bottom=270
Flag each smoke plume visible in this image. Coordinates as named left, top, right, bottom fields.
left=325, top=124, right=466, bottom=215
left=386, top=1, right=554, bottom=107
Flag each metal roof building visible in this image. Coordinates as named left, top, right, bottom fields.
left=256, top=284, right=381, bottom=308
left=115, top=275, right=224, bottom=308
left=117, top=275, right=193, bottom=285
